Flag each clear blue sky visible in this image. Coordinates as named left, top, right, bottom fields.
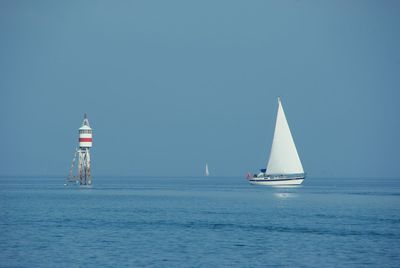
left=0, top=1, right=399, bottom=177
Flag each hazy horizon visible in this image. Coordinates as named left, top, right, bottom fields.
left=1, top=1, right=399, bottom=178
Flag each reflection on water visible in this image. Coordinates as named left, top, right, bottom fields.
left=272, top=185, right=302, bottom=199
left=274, top=192, right=298, bottom=199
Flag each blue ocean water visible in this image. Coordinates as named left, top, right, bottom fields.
left=0, top=176, right=399, bottom=267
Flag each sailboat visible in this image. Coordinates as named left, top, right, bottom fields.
left=205, top=163, right=210, bottom=176
left=248, top=97, right=305, bottom=186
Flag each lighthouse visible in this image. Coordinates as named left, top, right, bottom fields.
left=68, top=113, right=93, bottom=185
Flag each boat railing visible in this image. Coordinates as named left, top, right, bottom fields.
left=267, top=173, right=306, bottom=178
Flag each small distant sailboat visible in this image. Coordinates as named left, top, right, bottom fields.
left=248, top=97, right=305, bottom=186
left=205, top=163, right=210, bottom=176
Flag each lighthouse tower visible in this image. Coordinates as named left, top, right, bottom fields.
left=68, top=113, right=93, bottom=185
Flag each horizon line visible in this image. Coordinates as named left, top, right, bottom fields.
left=0, top=174, right=399, bottom=180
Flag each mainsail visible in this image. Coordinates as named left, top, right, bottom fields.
left=205, top=163, right=209, bottom=176
left=266, top=98, right=304, bottom=175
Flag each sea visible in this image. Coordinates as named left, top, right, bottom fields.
left=0, top=176, right=399, bottom=267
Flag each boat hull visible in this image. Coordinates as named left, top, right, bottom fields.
left=248, top=177, right=304, bottom=186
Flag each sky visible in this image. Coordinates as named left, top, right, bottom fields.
left=0, top=0, right=399, bottom=178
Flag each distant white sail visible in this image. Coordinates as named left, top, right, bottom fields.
left=266, top=98, right=304, bottom=175
left=205, top=163, right=209, bottom=176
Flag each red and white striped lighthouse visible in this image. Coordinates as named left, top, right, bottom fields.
left=67, top=113, right=93, bottom=185
left=79, top=114, right=93, bottom=148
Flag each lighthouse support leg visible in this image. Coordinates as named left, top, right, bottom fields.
left=78, top=148, right=92, bottom=185
left=86, top=149, right=91, bottom=184
left=78, top=149, right=83, bottom=184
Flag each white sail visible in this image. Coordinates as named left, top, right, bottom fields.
left=205, top=163, right=209, bottom=176
left=266, top=98, right=304, bottom=175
